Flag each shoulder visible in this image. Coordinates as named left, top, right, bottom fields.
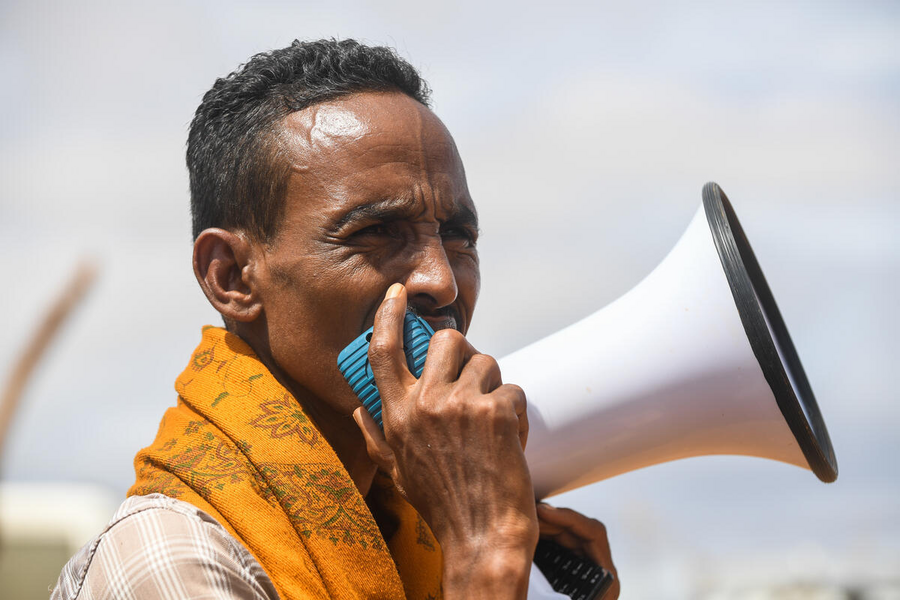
left=51, top=494, right=280, bottom=600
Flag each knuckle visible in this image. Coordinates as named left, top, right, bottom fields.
left=414, top=393, right=444, bottom=419
left=431, top=328, right=463, bottom=346
left=478, top=395, right=516, bottom=425
left=498, top=383, right=527, bottom=407
left=468, top=401, right=493, bottom=423
left=504, top=383, right=526, bottom=400
left=442, top=388, right=470, bottom=415
left=588, top=518, right=607, bottom=534
left=410, top=384, right=453, bottom=418
left=469, top=353, right=499, bottom=372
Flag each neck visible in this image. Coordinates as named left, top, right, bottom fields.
left=236, top=324, right=379, bottom=497
left=296, top=392, right=380, bottom=497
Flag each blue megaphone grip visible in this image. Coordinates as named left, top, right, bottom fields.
left=337, top=312, right=435, bottom=430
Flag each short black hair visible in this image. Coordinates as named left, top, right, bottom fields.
left=187, top=39, right=431, bottom=241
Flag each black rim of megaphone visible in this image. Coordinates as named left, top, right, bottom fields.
left=702, top=182, right=838, bottom=483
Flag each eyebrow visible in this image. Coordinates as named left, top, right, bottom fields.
left=441, top=204, right=480, bottom=235
left=332, top=197, right=479, bottom=232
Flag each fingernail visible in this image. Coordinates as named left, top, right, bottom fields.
left=385, top=283, right=404, bottom=299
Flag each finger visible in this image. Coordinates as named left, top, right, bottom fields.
left=537, top=518, right=566, bottom=536
left=537, top=503, right=569, bottom=535
left=537, top=504, right=616, bottom=579
left=419, top=328, right=478, bottom=384
left=368, top=284, right=417, bottom=403
left=539, top=530, right=586, bottom=556
left=456, top=353, right=502, bottom=393
left=535, top=505, right=604, bottom=539
left=353, top=407, right=394, bottom=472
left=491, top=383, right=528, bottom=449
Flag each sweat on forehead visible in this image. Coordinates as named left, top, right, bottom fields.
left=277, top=92, right=457, bottom=166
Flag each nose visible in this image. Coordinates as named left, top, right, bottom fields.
left=402, top=236, right=458, bottom=312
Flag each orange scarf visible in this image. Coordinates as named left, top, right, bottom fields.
left=129, top=326, right=443, bottom=599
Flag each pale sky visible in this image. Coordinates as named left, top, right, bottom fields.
left=1, top=1, right=898, bottom=597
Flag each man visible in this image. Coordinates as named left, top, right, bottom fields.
left=52, top=39, right=617, bottom=599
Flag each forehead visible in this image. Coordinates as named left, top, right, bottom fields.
left=283, top=92, right=455, bottom=158
left=277, top=92, right=472, bottom=218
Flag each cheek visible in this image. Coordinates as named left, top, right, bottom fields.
left=266, top=257, right=354, bottom=342
left=264, top=271, right=376, bottom=410
left=286, top=257, right=393, bottom=339
left=453, top=255, right=481, bottom=304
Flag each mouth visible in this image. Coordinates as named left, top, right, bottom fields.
left=410, top=306, right=461, bottom=332
left=421, top=314, right=458, bottom=332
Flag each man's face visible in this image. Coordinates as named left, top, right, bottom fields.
left=253, top=91, right=480, bottom=415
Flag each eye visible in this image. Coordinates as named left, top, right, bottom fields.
left=441, top=226, right=478, bottom=248
left=353, top=223, right=392, bottom=237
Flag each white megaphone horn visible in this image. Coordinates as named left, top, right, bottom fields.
left=499, top=183, right=838, bottom=499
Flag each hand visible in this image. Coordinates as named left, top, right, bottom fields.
left=353, top=283, right=538, bottom=600
left=536, top=503, right=619, bottom=599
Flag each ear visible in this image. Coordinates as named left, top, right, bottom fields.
left=193, top=228, right=263, bottom=323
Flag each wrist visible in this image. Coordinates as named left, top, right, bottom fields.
left=443, top=546, right=534, bottom=600
left=440, top=524, right=538, bottom=600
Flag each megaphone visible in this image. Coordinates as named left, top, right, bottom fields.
left=499, top=182, right=838, bottom=499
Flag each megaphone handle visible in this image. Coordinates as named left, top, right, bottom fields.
left=337, top=312, right=435, bottom=429
left=533, top=538, right=615, bottom=600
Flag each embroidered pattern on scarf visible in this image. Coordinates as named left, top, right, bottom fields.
left=130, top=326, right=443, bottom=599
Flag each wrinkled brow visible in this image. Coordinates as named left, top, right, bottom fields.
left=332, top=197, right=479, bottom=231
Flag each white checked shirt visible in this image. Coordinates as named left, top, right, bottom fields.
left=50, top=493, right=280, bottom=600
left=51, top=493, right=566, bottom=599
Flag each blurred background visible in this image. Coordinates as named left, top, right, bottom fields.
left=1, top=1, right=897, bottom=598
